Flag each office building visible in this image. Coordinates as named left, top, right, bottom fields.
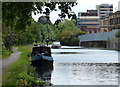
left=100, top=11, right=120, bottom=31
left=77, top=10, right=100, bottom=33
left=96, top=4, right=113, bottom=19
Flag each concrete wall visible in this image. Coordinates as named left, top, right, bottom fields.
left=108, top=38, right=120, bottom=50
left=78, top=30, right=120, bottom=50
left=78, top=30, right=119, bottom=42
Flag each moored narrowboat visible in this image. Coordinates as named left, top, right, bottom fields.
left=31, top=45, right=53, bottom=67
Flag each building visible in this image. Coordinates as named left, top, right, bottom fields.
left=96, top=4, right=113, bottom=19
left=118, top=1, right=120, bottom=11
left=100, top=11, right=120, bottom=32
left=77, top=10, right=100, bottom=33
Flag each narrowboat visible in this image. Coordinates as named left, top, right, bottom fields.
left=31, top=45, right=53, bottom=67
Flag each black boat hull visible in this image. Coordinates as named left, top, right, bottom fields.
left=31, top=59, right=53, bottom=68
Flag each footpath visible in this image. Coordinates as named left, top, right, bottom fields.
left=0, top=47, right=21, bottom=85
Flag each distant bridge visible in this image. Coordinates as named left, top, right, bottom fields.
left=78, top=30, right=119, bottom=48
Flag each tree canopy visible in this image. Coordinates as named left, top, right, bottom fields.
left=2, top=1, right=78, bottom=50
left=2, top=2, right=77, bottom=30
left=55, top=19, right=86, bottom=45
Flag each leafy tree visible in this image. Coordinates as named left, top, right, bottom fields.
left=2, top=2, right=77, bottom=31
left=55, top=19, right=86, bottom=46
left=2, top=1, right=77, bottom=50
left=13, top=21, right=43, bottom=45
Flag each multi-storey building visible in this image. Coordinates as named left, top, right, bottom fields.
left=96, top=4, right=113, bottom=19
left=100, top=11, right=120, bottom=31
left=77, top=10, right=100, bottom=33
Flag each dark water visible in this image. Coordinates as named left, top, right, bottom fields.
left=38, top=46, right=120, bottom=85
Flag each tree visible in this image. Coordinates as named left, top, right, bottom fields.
left=38, top=16, right=53, bottom=42
left=2, top=2, right=77, bottom=31
left=55, top=19, right=86, bottom=46
left=2, top=1, right=77, bottom=50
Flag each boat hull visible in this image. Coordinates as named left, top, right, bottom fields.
left=31, top=46, right=53, bottom=68
left=31, top=59, right=53, bottom=67
left=51, top=45, right=61, bottom=49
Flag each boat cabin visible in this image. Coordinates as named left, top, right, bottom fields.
left=31, top=45, right=52, bottom=57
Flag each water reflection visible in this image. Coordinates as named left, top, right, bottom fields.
left=35, top=65, right=53, bottom=83
left=52, top=63, right=119, bottom=85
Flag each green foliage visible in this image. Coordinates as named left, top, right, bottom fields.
left=13, top=21, right=42, bottom=45
left=16, top=72, right=46, bottom=86
left=2, top=2, right=77, bottom=31
left=2, top=45, right=49, bottom=86
left=115, top=31, right=120, bottom=38
left=2, top=2, right=77, bottom=47
left=37, top=16, right=56, bottom=42
left=2, top=2, right=34, bottom=31
left=2, top=47, right=13, bottom=59
left=55, top=19, right=85, bottom=46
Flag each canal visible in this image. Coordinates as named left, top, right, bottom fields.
left=38, top=46, right=120, bottom=85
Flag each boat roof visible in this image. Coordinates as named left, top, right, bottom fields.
left=53, top=42, right=60, bottom=45
left=32, top=46, right=52, bottom=57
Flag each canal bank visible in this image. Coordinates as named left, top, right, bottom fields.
left=80, top=38, right=120, bottom=51
left=2, top=45, right=49, bottom=86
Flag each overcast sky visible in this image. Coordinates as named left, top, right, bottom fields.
left=32, top=0, right=120, bottom=24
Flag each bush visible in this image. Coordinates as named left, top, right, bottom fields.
left=55, top=19, right=86, bottom=46
left=115, top=31, right=120, bottom=38
left=2, top=47, right=13, bottom=59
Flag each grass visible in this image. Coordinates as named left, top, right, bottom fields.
left=2, top=45, right=50, bottom=86
left=2, top=44, right=51, bottom=86
left=2, top=45, right=34, bottom=85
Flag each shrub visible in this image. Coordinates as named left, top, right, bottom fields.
left=2, top=47, right=13, bottom=59
left=115, top=31, right=120, bottom=38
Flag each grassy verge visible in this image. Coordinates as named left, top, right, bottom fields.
left=2, top=45, right=47, bottom=86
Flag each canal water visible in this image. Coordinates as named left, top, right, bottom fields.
left=38, top=46, right=120, bottom=85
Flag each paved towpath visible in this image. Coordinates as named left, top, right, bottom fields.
left=0, top=47, right=21, bottom=80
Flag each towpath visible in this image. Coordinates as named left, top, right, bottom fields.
left=0, top=47, right=21, bottom=80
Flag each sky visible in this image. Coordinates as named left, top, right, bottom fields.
left=32, top=0, right=120, bottom=24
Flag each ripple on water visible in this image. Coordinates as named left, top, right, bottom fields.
left=51, top=63, right=120, bottom=85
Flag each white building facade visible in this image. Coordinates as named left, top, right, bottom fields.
left=77, top=10, right=100, bottom=33
left=96, top=4, right=113, bottom=19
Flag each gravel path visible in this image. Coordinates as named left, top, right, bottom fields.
left=0, top=47, right=21, bottom=79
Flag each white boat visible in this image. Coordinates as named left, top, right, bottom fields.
left=51, top=42, right=61, bottom=49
